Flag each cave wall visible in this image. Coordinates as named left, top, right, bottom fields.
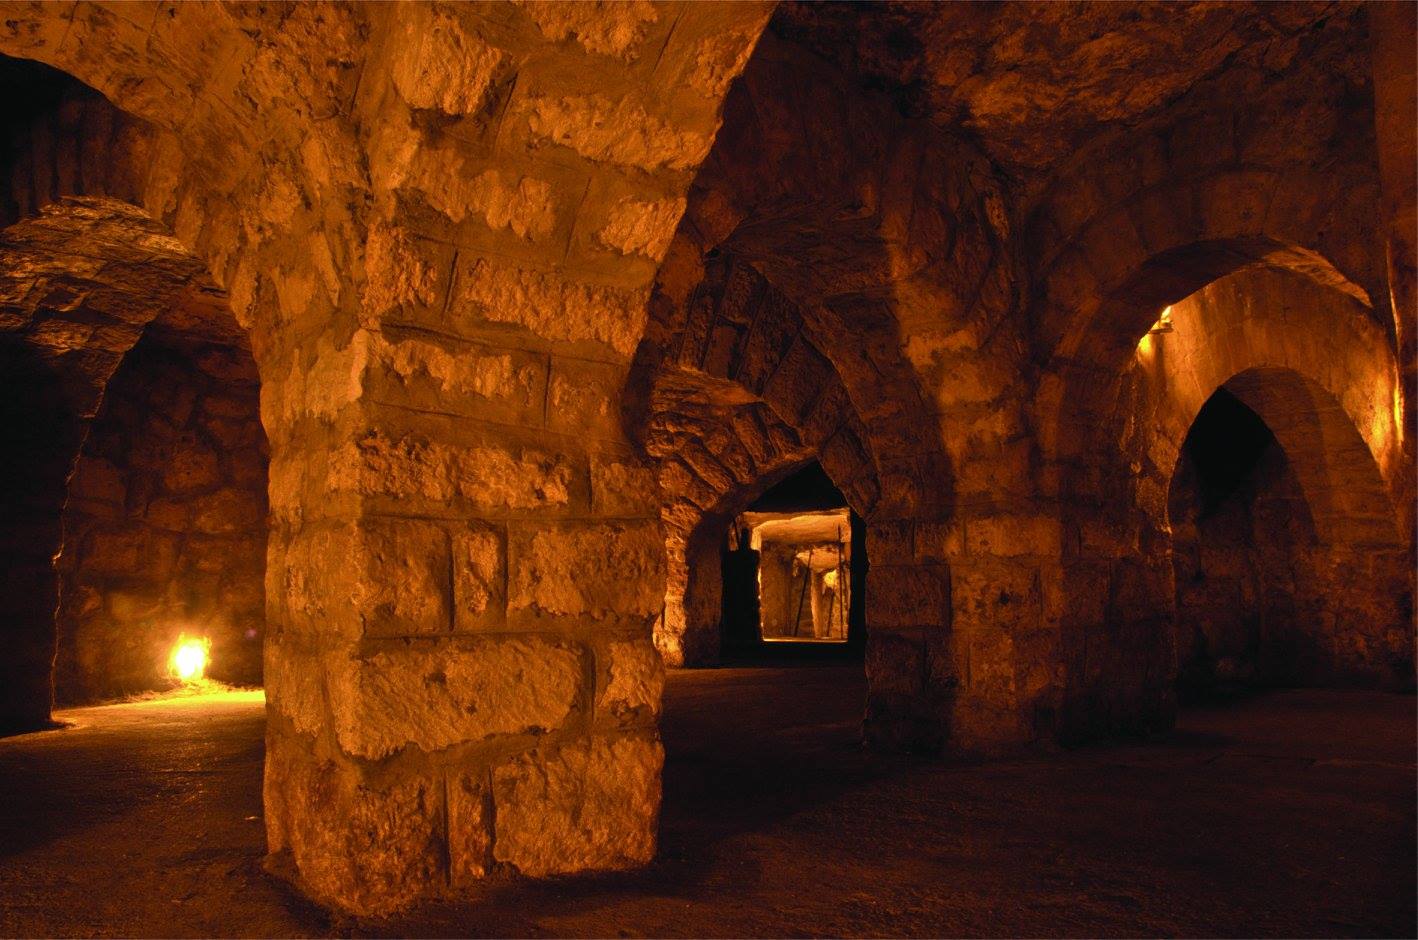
left=54, top=330, right=266, bottom=703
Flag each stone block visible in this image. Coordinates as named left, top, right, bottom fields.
left=355, top=518, right=450, bottom=636
left=362, top=224, right=454, bottom=319
left=596, top=638, right=663, bottom=723
left=508, top=520, right=665, bottom=621
left=68, top=457, right=125, bottom=504
left=866, top=522, right=915, bottom=566
left=367, top=331, right=547, bottom=425
left=865, top=629, right=927, bottom=699
left=263, top=731, right=443, bottom=916
left=453, top=524, right=506, bottom=631
left=545, top=356, right=627, bottom=440
left=327, top=428, right=578, bottom=514
left=951, top=560, right=1043, bottom=638
left=389, top=7, right=506, bottom=116
left=327, top=636, right=585, bottom=760
left=517, top=92, right=711, bottom=173
left=161, top=440, right=222, bottom=493
left=491, top=733, right=661, bottom=877
left=191, top=489, right=263, bottom=534
left=447, top=768, right=493, bottom=885
left=868, top=563, right=950, bottom=630
left=964, top=514, right=1064, bottom=558
left=518, top=0, right=659, bottom=60
left=589, top=452, right=659, bottom=518
left=278, top=520, right=447, bottom=640
left=83, top=527, right=177, bottom=578
left=593, top=196, right=686, bottom=261
left=449, top=256, right=649, bottom=359
left=264, top=640, right=327, bottom=740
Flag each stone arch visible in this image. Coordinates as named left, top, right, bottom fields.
left=1035, top=253, right=1412, bottom=740
left=1136, top=267, right=1405, bottom=519
left=0, top=48, right=285, bottom=727
left=1022, top=67, right=1399, bottom=741
left=648, top=385, right=816, bottom=665
left=647, top=361, right=881, bottom=664
left=2, top=3, right=796, bottom=916
left=631, top=26, right=1031, bottom=752
left=1146, top=270, right=1410, bottom=689
left=53, top=255, right=269, bottom=705
left=1166, top=366, right=1411, bottom=688
left=1028, top=29, right=1390, bottom=464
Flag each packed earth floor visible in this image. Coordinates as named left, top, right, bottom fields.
left=0, top=666, right=1412, bottom=939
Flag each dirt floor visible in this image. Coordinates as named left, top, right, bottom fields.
left=0, top=667, right=1412, bottom=938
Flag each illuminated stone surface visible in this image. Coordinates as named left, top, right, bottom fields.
left=0, top=0, right=1410, bottom=922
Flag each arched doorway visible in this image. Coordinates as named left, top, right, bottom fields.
left=0, top=55, right=268, bottom=724
left=718, top=462, right=866, bottom=660
left=53, top=293, right=268, bottom=704
left=1169, top=373, right=1411, bottom=696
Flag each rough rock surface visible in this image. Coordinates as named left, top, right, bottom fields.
left=0, top=0, right=1410, bottom=921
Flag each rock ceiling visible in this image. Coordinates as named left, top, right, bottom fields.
left=774, top=0, right=1366, bottom=197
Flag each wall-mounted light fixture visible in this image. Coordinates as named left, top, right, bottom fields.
left=1148, top=305, right=1174, bottom=334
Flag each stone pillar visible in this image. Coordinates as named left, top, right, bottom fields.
left=258, top=1, right=772, bottom=915
left=261, top=333, right=668, bottom=915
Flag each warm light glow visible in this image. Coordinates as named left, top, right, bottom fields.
left=169, top=635, right=210, bottom=683
left=1149, top=305, right=1174, bottom=334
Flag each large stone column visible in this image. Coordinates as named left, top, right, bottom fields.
left=258, top=2, right=772, bottom=914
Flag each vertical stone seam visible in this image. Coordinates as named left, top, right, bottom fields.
left=341, top=33, right=371, bottom=118
left=648, top=4, right=687, bottom=81
left=445, top=525, right=455, bottom=633
left=441, top=249, right=460, bottom=318
left=55, top=1, right=79, bottom=56
left=489, top=69, right=520, bottom=156
left=560, top=174, right=595, bottom=266
left=481, top=767, right=496, bottom=873
left=499, top=522, right=510, bottom=630
left=757, top=325, right=805, bottom=402
left=439, top=769, right=452, bottom=888
left=727, top=264, right=769, bottom=387
left=539, top=353, right=553, bottom=428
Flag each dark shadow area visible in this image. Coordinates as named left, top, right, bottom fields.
left=1168, top=384, right=1406, bottom=698
left=0, top=676, right=1413, bottom=937
left=0, top=340, right=82, bottom=734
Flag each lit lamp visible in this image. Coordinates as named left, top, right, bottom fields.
left=1148, top=305, right=1174, bottom=334
left=169, top=635, right=211, bottom=684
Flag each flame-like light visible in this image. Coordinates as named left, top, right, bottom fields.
left=169, top=635, right=210, bottom=683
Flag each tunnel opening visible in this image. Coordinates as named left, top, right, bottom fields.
left=53, top=316, right=268, bottom=705
left=0, top=53, right=267, bottom=725
left=1168, top=388, right=1309, bottom=698
left=719, top=462, right=866, bottom=662
left=1168, top=381, right=1411, bottom=701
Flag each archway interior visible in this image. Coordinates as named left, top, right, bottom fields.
left=1168, top=383, right=1410, bottom=697
left=720, top=462, right=866, bottom=660
left=0, top=54, right=268, bottom=715
left=54, top=314, right=268, bottom=704
left=1169, top=388, right=1315, bottom=694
